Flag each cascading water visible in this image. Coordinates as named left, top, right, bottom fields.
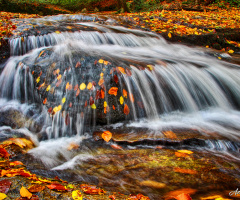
left=0, top=14, right=240, bottom=199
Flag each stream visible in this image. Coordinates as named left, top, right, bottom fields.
left=0, top=14, right=240, bottom=199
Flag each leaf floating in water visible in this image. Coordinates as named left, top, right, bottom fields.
left=120, top=96, right=124, bottom=105
left=87, top=82, right=92, bottom=90
left=28, top=185, right=45, bottom=193
left=81, top=184, right=106, bottom=195
left=57, top=74, right=62, bottom=80
left=43, top=98, right=47, bottom=105
left=124, top=104, right=130, bottom=115
left=102, top=131, right=112, bottom=142
left=0, top=179, right=11, bottom=194
left=117, top=67, right=125, bottom=74
left=108, top=87, right=118, bottom=96
left=129, top=93, right=134, bottom=102
left=123, top=89, right=128, bottom=98
left=72, top=190, right=83, bottom=200
left=114, top=75, right=118, bottom=84
left=46, top=85, right=51, bottom=92
left=112, top=105, right=115, bottom=110
left=20, top=186, right=32, bottom=199
left=175, top=193, right=192, bottom=200
left=62, top=97, right=66, bottom=104
left=91, top=104, right=96, bottom=109
left=80, top=83, right=86, bottom=90
left=56, top=78, right=62, bottom=87
left=0, top=193, right=7, bottom=200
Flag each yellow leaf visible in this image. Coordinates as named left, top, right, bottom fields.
left=104, top=101, right=107, bottom=108
left=147, top=65, right=153, bottom=71
left=36, top=77, right=40, bottom=83
left=103, top=60, right=108, bottom=65
left=72, top=190, right=83, bottom=200
left=66, top=82, right=70, bottom=90
left=228, top=50, right=234, bottom=54
left=91, top=104, right=96, bottom=109
left=57, top=74, right=62, bottom=80
left=168, top=32, right=172, bottom=38
left=0, top=193, right=7, bottom=200
left=98, top=59, right=104, bottom=64
left=120, top=96, right=124, bottom=105
left=20, top=186, right=32, bottom=199
left=62, top=97, right=66, bottom=104
left=46, top=85, right=51, bottom=91
left=100, top=72, right=104, bottom=77
left=140, top=180, right=166, bottom=189
left=87, top=82, right=92, bottom=90
left=177, top=150, right=193, bottom=154
left=80, top=83, right=86, bottom=90
left=55, top=31, right=61, bottom=34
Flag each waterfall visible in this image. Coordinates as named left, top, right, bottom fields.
left=1, top=15, right=240, bottom=140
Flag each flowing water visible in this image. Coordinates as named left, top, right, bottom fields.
left=0, top=14, right=240, bottom=199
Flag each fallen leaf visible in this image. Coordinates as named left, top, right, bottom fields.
left=109, top=194, right=116, bottom=200
left=81, top=184, right=106, bottom=194
left=168, top=32, right=172, bottom=38
left=123, top=89, right=128, bottom=98
left=98, top=78, right=104, bottom=86
left=28, top=185, right=45, bottom=193
left=174, top=168, right=197, bottom=175
left=177, top=150, right=193, bottom=154
left=110, top=144, right=122, bottom=150
left=124, top=104, right=130, bottom=115
left=10, top=161, right=24, bottom=166
left=87, top=82, right=92, bottom=90
left=0, top=147, right=10, bottom=159
left=117, top=67, right=125, bottom=74
left=104, top=101, right=107, bottom=108
left=91, top=104, right=96, bottom=109
left=108, top=87, right=118, bottom=96
left=102, top=131, right=112, bottom=142
left=67, top=142, right=79, bottom=151
left=114, top=75, right=118, bottom=84
left=100, top=89, right=105, bottom=99
left=120, top=96, right=124, bottom=104
left=112, top=105, right=115, bottom=110
left=72, top=190, right=82, bottom=200
left=129, top=93, right=134, bottom=102
left=20, top=186, right=32, bottom=199
left=46, top=183, right=68, bottom=191
left=201, top=195, right=231, bottom=200
left=162, top=131, right=177, bottom=139
left=80, top=83, right=86, bottom=90
left=98, top=59, right=104, bottom=64
left=43, top=98, right=47, bottom=105
left=66, top=82, right=70, bottom=90
left=62, top=97, right=66, bottom=104
left=74, top=84, right=78, bottom=91
left=175, top=152, right=189, bottom=158
left=0, top=193, right=7, bottom=200
left=76, top=88, right=80, bottom=97
left=175, top=193, right=192, bottom=200
left=228, top=50, right=234, bottom=54
left=0, top=180, right=11, bottom=194
left=140, top=180, right=166, bottom=189
left=165, top=188, right=197, bottom=200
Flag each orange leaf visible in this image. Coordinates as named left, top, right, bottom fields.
left=117, top=67, right=125, bottom=74
left=100, top=89, right=105, bottom=99
left=109, top=194, right=116, bottom=200
left=175, top=193, right=192, bottom=200
left=0, top=147, right=10, bottom=159
left=87, top=82, right=93, bottom=90
left=165, top=188, right=197, bottom=200
left=76, top=89, right=80, bottom=97
left=175, top=152, right=189, bottom=158
left=98, top=79, right=104, bottom=86
left=43, top=98, right=47, bottom=105
left=124, top=104, right=130, bottom=115
left=174, top=168, right=197, bottom=175
left=123, top=89, right=128, bottom=98
left=102, top=131, right=112, bottom=142
left=112, top=105, right=115, bottom=110
left=162, top=131, right=177, bottom=139
left=110, top=144, right=122, bottom=150
left=81, top=184, right=106, bottom=195
left=20, top=186, right=32, bottom=199
left=108, top=87, right=118, bottom=96
left=75, top=61, right=81, bottom=68
left=9, top=161, right=24, bottom=166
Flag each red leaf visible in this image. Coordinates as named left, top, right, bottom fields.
left=48, top=107, right=52, bottom=113
left=85, top=101, right=88, bottom=107
left=0, top=147, right=10, bottom=159
left=46, top=183, right=68, bottom=191
left=65, top=113, right=70, bottom=126
left=43, top=98, right=47, bottom=105
left=69, top=102, right=72, bottom=107
left=89, top=96, right=94, bottom=106
left=123, top=89, right=128, bottom=98
left=124, top=104, right=130, bottom=115
left=0, top=179, right=11, bottom=193
left=112, top=105, right=115, bottom=110
left=114, top=75, right=118, bottom=84
left=28, top=185, right=45, bottom=193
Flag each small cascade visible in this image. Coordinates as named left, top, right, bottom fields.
left=0, top=15, right=240, bottom=140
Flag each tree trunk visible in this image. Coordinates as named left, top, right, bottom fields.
left=116, top=0, right=130, bottom=12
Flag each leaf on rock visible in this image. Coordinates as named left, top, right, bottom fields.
left=129, top=93, right=134, bottom=102
left=72, top=190, right=82, bottom=200
left=98, top=59, right=104, bottom=64
left=91, top=104, right=96, bottom=109
left=114, top=75, right=118, bottom=84
left=140, top=180, right=166, bottom=189
left=162, top=131, right=177, bottom=139
left=76, top=88, right=80, bottom=97
left=120, top=96, right=124, bottom=105
left=108, top=87, right=118, bottom=96
left=0, top=180, right=11, bottom=194
left=175, top=152, right=190, bottom=158
left=100, top=89, right=105, bottom=99
left=46, top=85, right=51, bottom=92
left=74, top=84, right=78, bottom=91
left=112, top=105, right=115, bottom=110
left=177, top=150, right=193, bottom=154
left=81, top=184, right=106, bottom=195
left=117, top=67, right=125, bottom=74
left=110, top=144, right=122, bottom=150
left=87, top=82, right=92, bottom=90
left=28, top=185, right=45, bottom=193
left=20, top=186, right=32, bottom=199
left=168, top=32, right=172, bottom=38
left=175, top=193, right=192, bottom=200
left=102, top=131, right=112, bottom=142
left=174, top=168, right=197, bottom=175
left=104, top=101, right=107, bottom=108
left=0, top=147, right=10, bottom=159
left=98, top=78, right=104, bottom=86
left=10, top=161, right=24, bottom=166
left=62, top=97, right=66, bottom=104
left=123, top=89, right=128, bottom=98
left=46, top=183, right=68, bottom=191
left=0, top=193, right=7, bottom=200
left=124, top=104, right=130, bottom=115
left=165, top=188, right=197, bottom=200
left=80, top=83, right=86, bottom=90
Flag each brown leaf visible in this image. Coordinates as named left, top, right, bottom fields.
left=81, top=184, right=106, bottom=195
left=162, top=131, right=177, bottom=139
left=28, top=185, right=45, bottom=193
left=0, top=147, right=10, bottom=159
left=74, top=84, right=79, bottom=91
left=114, top=75, right=118, bottom=84
left=140, top=180, right=166, bottom=189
